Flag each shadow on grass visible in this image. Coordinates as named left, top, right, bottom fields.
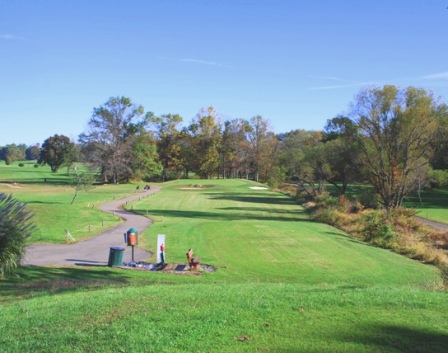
left=219, top=206, right=306, bottom=215
left=274, top=323, right=448, bottom=353
left=135, top=208, right=315, bottom=222
left=324, top=231, right=366, bottom=244
left=0, top=178, right=72, bottom=186
left=336, top=324, right=448, bottom=353
left=0, top=266, right=131, bottom=304
left=26, top=200, right=63, bottom=204
left=207, top=192, right=297, bottom=205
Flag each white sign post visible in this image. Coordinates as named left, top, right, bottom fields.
left=157, top=234, right=165, bottom=264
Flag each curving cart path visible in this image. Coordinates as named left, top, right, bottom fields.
left=21, top=186, right=161, bottom=267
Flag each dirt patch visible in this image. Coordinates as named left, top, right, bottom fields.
left=0, top=183, right=23, bottom=188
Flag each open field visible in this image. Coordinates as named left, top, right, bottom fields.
left=1, top=175, right=448, bottom=352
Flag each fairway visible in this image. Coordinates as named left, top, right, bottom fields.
left=128, top=179, right=439, bottom=287
left=1, top=178, right=447, bottom=352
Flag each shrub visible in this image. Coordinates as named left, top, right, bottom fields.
left=314, top=208, right=341, bottom=227
left=428, top=169, right=448, bottom=188
left=34, top=164, right=39, bottom=168
left=314, top=194, right=339, bottom=208
left=389, top=207, right=421, bottom=233
left=0, top=193, right=36, bottom=277
left=358, top=211, right=396, bottom=246
left=18, top=163, right=25, bottom=167
left=357, top=188, right=380, bottom=209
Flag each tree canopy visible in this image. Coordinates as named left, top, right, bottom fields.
left=350, top=85, right=443, bottom=210
left=79, top=96, right=161, bottom=183
left=38, top=134, right=76, bottom=172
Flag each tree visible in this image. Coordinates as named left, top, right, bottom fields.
left=26, top=143, right=41, bottom=160
left=38, top=135, right=76, bottom=172
left=130, top=131, right=163, bottom=181
left=0, top=193, right=36, bottom=276
left=69, top=167, right=96, bottom=205
left=350, top=85, right=442, bottom=210
left=429, top=104, right=448, bottom=170
left=278, top=129, right=325, bottom=198
left=220, top=118, right=251, bottom=178
left=322, top=116, right=362, bottom=195
left=79, top=96, right=153, bottom=183
left=149, top=114, right=184, bottom=181
left=0, top=144, right=25, bottom=164
left=247, top=116, right=276, bottom=182
left=189, top=107, right=222, bottom=179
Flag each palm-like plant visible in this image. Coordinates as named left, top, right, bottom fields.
left=0, top=193, right=36, bottom=277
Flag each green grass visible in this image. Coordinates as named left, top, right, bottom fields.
left=1, top=178, right=447, bottom=352
left=404, top=188, right=448, bottom=224
left=0, top=160, right=68, bottom=184
left=0, top=161, right=141, bottom=243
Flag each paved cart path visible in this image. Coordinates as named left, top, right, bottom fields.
left=22, top=186, right=161, bottom=267
left=415, top=216, right=448, bottom=232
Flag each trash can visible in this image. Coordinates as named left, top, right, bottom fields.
left=126, top=228, right=138, bottom=246
left=108, top=246, right=125, bottom=267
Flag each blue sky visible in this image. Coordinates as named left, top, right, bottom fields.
left=1, top=0, right=448, bottom=146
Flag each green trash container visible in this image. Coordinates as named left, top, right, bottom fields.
left=108, top=246, right=125, bottom=267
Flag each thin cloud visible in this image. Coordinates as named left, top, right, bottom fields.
left=0, top=34, right=24, bottom=40
left=423, top=72, right=448, bottom=80
left=180, top=58, right=232, bottom=68
left=308, top=75, right=344, bottom=81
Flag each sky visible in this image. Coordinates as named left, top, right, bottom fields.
left=1, top=0, right=448, bottom=146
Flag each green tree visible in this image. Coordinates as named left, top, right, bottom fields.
left=0, top=144, right=25, bottom=164
left=220, top=118, right=251, bottom=178
left=429, top=104, right=448, bottom=170
left=69, top=167, right=97, bottom=205
left=350, top=85, right=441, bottom=210
left=149, top=114, right=183, bottom=181
left=130, top=131, right=163, bottom=181
left=26, top=143, right=41, bottom=160
left=322, top=116, right=362, bottom=195
left=278, top=130, right=324, bottom=198
left=0, top=193, right=36, bottom=276
left=189, top=107, right=222, bottom=179
left=79, top=96, right=152, bottom=183
left=247, top=116, right=276, bottom=182
left=38, top=134, right=76, bottom=172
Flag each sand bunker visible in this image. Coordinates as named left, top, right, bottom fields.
left=250, top=186, right=268, bottom=190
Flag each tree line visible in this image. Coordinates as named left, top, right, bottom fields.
left=3, top=85, right=448, bottom=211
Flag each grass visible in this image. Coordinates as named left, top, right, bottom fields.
left=404, top=188, right=448, bottom=225
left=1, top=177, right=448, bottom=352
left=0, top=161, right=141, bottom=243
